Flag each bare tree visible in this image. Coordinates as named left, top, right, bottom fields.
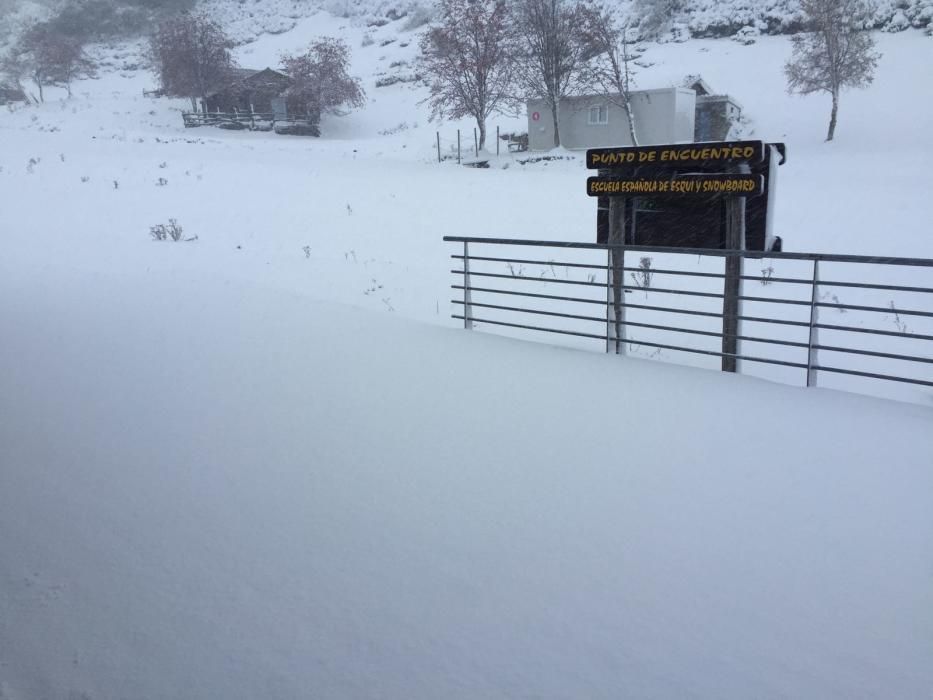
left=280, top=38, right=365, bottom=123
left=512, top=0, right=589, bottom=149
left=3, top=22, right=95, bottom=101
left=149, top=13, right=235, bottom=111
left=419, top=0, right=513, bottom=151
left=785, top=0, right=880, bottom=141
left=579, top=3, right=641, bottom=145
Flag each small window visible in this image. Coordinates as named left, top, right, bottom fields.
left=588, top=104, right=608, bottom=125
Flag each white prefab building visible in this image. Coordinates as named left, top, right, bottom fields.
left=526, top=88, right=696, bottom=151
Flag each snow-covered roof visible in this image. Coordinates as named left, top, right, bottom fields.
left=206, top=67, right=291, bottom=97
left=682, top=75, right=714, bottom=95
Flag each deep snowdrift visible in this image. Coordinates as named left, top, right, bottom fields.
left=1, top=258, right=931, bottom=699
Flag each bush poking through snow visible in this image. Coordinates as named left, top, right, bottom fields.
left=631, top=256, right=654, bottom=290
left=149, top=219, right=192, bottom=242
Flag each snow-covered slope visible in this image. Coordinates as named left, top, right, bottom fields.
left=2, top=250, right=932, bottom=700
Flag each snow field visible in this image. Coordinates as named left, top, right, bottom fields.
left=1, top=258, right=932, bottom=699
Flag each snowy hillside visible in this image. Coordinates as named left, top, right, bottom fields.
left=2, top=4, right=933, bottom=698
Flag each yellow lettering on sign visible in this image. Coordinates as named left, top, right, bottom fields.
left=589, top=175, right=759, bottom=196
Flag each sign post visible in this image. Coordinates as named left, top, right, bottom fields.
left=608, top=198, right=626, bottom=355
left=722, top=196, right=746, bottom=372
left=585, top=140, right=785, bottom=371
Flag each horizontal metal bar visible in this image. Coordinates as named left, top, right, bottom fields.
left=739, top=294, right=812, bottom=306
left=813, top=344, right=933, bottom=364
left=452, top=316, right=607, bottom=341
left=451, top=255, right=606, bottom=271
left=620, top=340, right=810, bottom=370
left=622, top=285, right=724, bottom=299
left=816, top=279, right=933, bottom=294
left=456, top=260, right=930, bottom=294
left=740, top=274, right=812, bottom=285
left=453, top=285, right=607, bottom=306
left=622, top=302, right=724, bottom=319
left=737, top=314, right=812, bottom=329
left=452, top=300, right=605, bottom=324
left=446, top=237, right=620, bottom=251
left=623, top=266, right=726, bottom=280
left=456, top=264, right=932, bottom=295
left=813, top=365, right=933, bottom=388
left=815, top=322, right=933, bottom=342
left=815, top=301, right=933, bottom=318
left=443, top=237, right=933, bottom=267
left=452, top=270, right=605, bottom=288
left=619, top=321, right=810, bottom=349
left=621, top=301, right=813, bottom=329
left=743, top=276, right=933, bottom=295
left=454, top=256, right=933, bottom=294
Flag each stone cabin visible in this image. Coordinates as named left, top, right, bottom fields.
left=201, top=68, right=304, bottom=118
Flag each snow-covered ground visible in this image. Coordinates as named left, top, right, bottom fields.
left=2, top=10, right=933, bottom=698
left=2, top=258, right=932, bottom=700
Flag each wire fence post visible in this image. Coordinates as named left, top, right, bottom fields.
left=436, top=131, right=441, bottom=163
left=806, top=259, right=821, bottom=387
left=462, top=241, right=473, bottom=330
left=496, top=125, right=500, bottom=156
left=457, top=130, right=461, bottom=164
left=474, top=128, right=478, bottom=157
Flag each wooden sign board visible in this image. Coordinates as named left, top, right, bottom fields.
left=586, top=141, right=765, bottom=169
left=587, top=174, right=764, bottom=198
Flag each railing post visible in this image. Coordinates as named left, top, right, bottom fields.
left=806, top=259, right=820, bottom=387
left=436, top=131, right=441, bottom=163
left=462, top=241, right=473, bottom=330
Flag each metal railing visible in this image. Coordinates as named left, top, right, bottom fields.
left=444, top=236, right=933, bottom=399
